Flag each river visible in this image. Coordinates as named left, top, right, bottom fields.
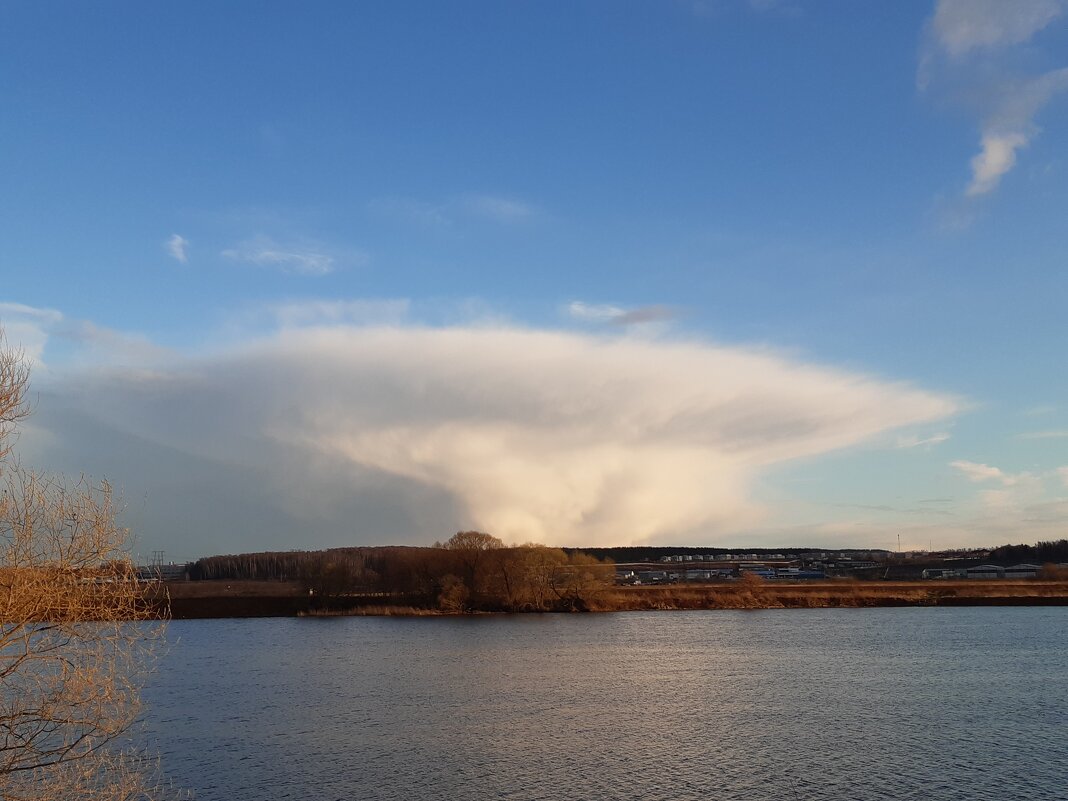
left=143, top=607, right=1067, bottom=800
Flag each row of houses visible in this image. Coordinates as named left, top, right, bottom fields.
left=619, top=566, right=826, bottom=584
left=135, top=562, right=188, bottom=581
left=659, top=553, right=793, bottom=563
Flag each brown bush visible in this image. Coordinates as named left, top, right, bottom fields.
left=0, top=329, right=168, bottom=800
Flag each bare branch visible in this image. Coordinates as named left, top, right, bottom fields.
left=0, top=327, right=171, bottom=800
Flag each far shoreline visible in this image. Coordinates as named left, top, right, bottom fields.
left=160, top=578, right=1068, bottom=619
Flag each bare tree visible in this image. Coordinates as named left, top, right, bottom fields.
left=0, top=332, right=30, bottom=462
left=436, top=531, right=504, bottom=598
left=492, top=545, right=568, bottom=611
left=548, top=552, right=614, bottom=611
left=0, top=329, right=165, bottom=800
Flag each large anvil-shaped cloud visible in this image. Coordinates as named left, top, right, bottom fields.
left=53, top=324, right=957, bottom=549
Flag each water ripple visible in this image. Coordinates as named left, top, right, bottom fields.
left=142, top=607, right=1068, bottom=801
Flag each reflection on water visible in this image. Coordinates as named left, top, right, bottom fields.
left=144, top=608, right=1067, bottom=801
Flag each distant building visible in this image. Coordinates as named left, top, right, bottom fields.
left=965, top=564, right=1005, bottom=579
left=136, top=562, right=188, bottom=581
left=741, top=568, right=776, bottom=579
left=1004, top=564, right=1042, bottom=578
left=921, top=568, right=965, bottom=579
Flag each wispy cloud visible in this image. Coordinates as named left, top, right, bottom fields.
left=459, top=194, right=535, bottom=222
left=221, top=236, right=340, bottom=276
left=1018, top=429, right=1068, bottom=440
left=921, top=0, right=1068, bottom=199
left=1022, top=404, right=1058, bottom=416
left=966, top=69, right=1068, bottom=196
left=163, top=234, right=186, bottom=263
left=566, top=301, right=626, bottom=322
left=367, top=197, right=452, bottom=229
left=264, top=299, right=411, bottom=328
left=0, top=302, right=63, bottom=325
left=165, top=234, right=189, bottom=263
left=369, top=193, right=536, bottom=229
left=566, top=300, right=678, bottom=327
left=930, top=0, right=1066, bottom=56
left=896, top=431, right=951, bottom=449
left=832, top=502, right=955, bottom=517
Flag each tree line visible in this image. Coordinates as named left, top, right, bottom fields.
left=190, top=532, right=616, bottom=612
left=988, top=539, right=1068, bottom=565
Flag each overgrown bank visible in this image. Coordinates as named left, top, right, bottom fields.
left=164, top=576, right=1068, bottom=618
left=168, top=533, right=1068, bottom=618
left=183, top=532, right=616, bottom=615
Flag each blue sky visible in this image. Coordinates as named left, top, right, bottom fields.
left=2, top=1, right=1067, bottom=559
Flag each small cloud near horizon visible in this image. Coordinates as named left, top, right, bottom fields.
left=951, top=459, right=1023, bottom=486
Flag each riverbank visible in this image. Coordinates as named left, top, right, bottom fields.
left=161, top=578, right=1068, bottom=618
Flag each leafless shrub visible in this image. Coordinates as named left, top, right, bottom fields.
left=0, top=328, right=168, bottom=800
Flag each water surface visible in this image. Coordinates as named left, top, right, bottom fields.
left=144, top=607, right=1067, bottom=800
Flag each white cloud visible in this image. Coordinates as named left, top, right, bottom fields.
left=966, top=69, right=1068, bottom=196
left=35, top=320, right=958, bottom=550
left=950, top=460, right=1068, bottom=523
left=966, top=132, right=1029, bottom=196
left=222, top=236, right=338, bottom=276
left=922, top=1, right=1068, bottom=199
left=566, top=301, right=627, bottom=322
left=165, top=234, right=189, bottom=263
left=931, top=0, right=1066, bottom=56
left=950, top=459, right=1021, bottom=485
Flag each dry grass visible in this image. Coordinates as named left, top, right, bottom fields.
left=595, top=579, right=1068, bottom=611
left=168, top=578, right=1068, bottom=616
left=300, top=605, right=442, bottom=617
